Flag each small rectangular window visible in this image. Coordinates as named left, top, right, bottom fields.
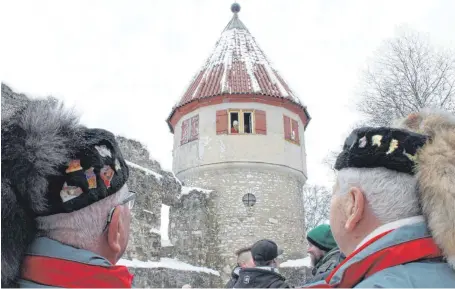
left=180, top=115, right=199, bottom=145
left=284, top=115, right=300, bottom=145
left=244, top=112, right=252, bottom=134
left=230, top=112, right=239, bottom=134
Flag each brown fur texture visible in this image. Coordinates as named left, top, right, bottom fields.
left=394, top=109, right=455, bottom=269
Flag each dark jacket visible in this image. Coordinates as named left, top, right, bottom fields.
left=233, top=267, right=290, bottom=288
left=305, top=247, right=344, bottom=284
left=225, top=266, right=241, bottom=288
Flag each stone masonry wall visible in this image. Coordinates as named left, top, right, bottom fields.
left=178, top=164, right=307, bottom=282
left=129, top=267, right=222, bottom=288
left=168, top=189, right=220, bottom=269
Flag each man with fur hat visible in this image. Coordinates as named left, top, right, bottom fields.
left=234, top=239, right=290, bottom=288
left=1, top=97, right=134, bottom=287
left=305, top=224, right=344, bottom=284
left=305, top=110, right=455, bottom=288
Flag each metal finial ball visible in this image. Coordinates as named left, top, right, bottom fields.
left=231, top=3, right=241, bottom=13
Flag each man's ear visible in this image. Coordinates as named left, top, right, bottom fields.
left=344, top=187, right=365, bottom=232
left=107, top=206, right=123, bottom=255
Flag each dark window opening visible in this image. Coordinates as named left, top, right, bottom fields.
left=242, top=193, right=256, bottom=207
left=230, top=112, right=239, bottom=134
left=244, top=112, right=252, bottom=134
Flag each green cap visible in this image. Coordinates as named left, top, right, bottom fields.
left=307, top=224, right=337, bottom=251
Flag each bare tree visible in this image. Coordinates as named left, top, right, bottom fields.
left=358, top=29, right=455, bottom=126
left=303, top=185, right=331, bottom=232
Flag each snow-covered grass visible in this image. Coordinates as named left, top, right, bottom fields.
left=180, top=186, right=213, bottom=197
left=280, top=256, right=312, bottom=268
left=118, top=257, right=220, bottom=276
left=125, top=160, right=163, bottom=180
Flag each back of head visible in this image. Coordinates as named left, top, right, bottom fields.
left=1, top=92, right=130, bottom=286
left=307, top=224, right=337, bottom=252
left=251, top=239, right=283, bottom=266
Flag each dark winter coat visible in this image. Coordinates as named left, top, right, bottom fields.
left=225, top=266, right=241, bottom=288
left=304, top=247, right=344, bottom=285
left=233, top=267, right=290, bottom=288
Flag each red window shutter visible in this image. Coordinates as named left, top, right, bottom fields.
left=181, top=119, right=189, bottom=145
left=255, top=110, right=267, bottom=135
left=291, top=119, right=300, bottom=144
left=216, top=110, right=228, bottom=134
left=190, top=115, right=199, bottom=141
left=283, top=115, right=291, bottom=140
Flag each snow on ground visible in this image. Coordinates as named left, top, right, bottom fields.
left=161, top=239, right=174, bottom=247
left=280, top=256, right=312, bottom=268
left=125, top=160, right=163, bottom=180
left=118, top=257, right=220, bottom=276
left=180, top=186, right=213, bottom=197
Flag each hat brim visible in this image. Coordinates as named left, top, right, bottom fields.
left=277, top=248, right=284, bottom=256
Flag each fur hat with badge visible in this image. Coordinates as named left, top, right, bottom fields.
left=1, top=94, right=129, bottom=287
left=334, top=108, right=455, bottom=270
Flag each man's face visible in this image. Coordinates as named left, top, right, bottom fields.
left=307, top=244, right=325, bottom=266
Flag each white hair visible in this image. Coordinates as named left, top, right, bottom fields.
left=36, top=185, right=129, bottom=250
left=337, top=168, right=421, bottom=223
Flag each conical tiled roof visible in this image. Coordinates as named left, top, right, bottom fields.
left=167, top=4, right=309, bottom=132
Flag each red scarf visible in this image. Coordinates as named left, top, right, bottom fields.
left=305, top=230, right=442, bottom=288
left=22, top=255, right=134, bottom=288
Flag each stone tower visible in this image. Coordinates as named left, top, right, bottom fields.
left=167, top=3, right=311, bottom=279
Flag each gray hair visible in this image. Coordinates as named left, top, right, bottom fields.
left=36, top=185, right=130, bottom=250
left=337, top=168, right=421, bottom=223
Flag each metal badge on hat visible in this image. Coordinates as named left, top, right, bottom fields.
left=95, top=145, right=112, bottom=158
left=100, top=165, right=115, bottom=188
left=60, top=182, right=83, bottom=203
left=65, top=159, right=82, bottom=173
left=85, top=167, right=97, bottom=189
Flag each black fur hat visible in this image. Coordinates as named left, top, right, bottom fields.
left=1, top=91, right=129, bottom=286
left=335, top=126, right=429, bottom=175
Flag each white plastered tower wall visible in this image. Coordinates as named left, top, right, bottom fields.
left=173, top=101, right=308, bottom=278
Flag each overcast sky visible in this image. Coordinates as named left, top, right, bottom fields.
left=2, top=0, right=455, bottom=187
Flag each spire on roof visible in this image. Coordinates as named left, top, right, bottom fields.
left=223, top=3, right=249, bottom=32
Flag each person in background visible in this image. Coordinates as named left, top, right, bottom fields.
left=2, top=98, right=134, bottom=288
left=231, top=120, right=239, bottom=133
left=234, top=239, right=290, bottom=288
left=304, top=224, right=344, bottom=284
left=225, top=246, right=255, bottom=288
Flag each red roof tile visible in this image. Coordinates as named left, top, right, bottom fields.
left=175, top=8, right=304, bottom=108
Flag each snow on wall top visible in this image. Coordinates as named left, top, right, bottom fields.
left=118, top=258, right=220, bottom=276
left=280, top=256, right=312, bottom=268
left=180, top=186, right=213, bottom=198
left=174, top=12, right=303, bottom=108
left=126, top=160, right=163, bottom=181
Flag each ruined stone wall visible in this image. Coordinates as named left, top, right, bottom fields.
left=178, top=164, right=307, bottom=281
left=129, top=267, right=222, bottom=288
left=168, top=189, right=220, bottom=268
